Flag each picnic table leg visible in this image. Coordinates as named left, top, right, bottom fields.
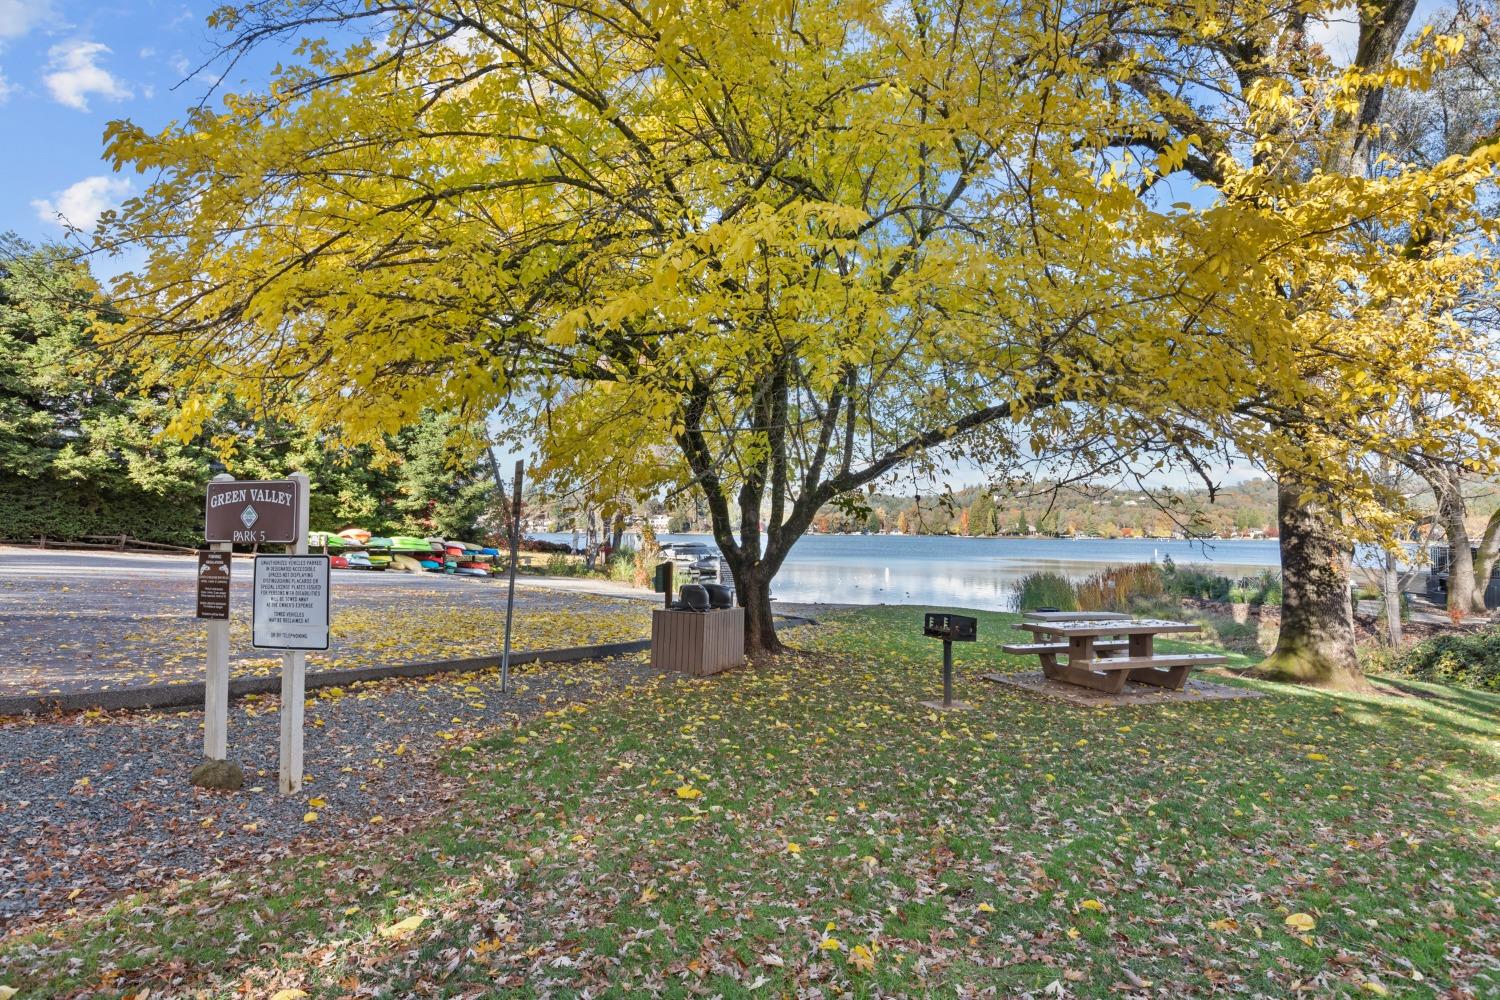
left=1053, top=636, right=1128, bottom=694
left=1125, top=631, right=1190, bottom=690
left=1129, top=664, right=1192, bottom=690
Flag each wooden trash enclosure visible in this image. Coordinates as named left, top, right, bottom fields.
left=651, top=607, right=745, bottom=677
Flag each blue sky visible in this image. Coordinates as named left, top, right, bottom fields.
left=0, top=1, right=238, bottom=253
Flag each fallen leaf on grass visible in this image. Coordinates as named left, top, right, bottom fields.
left=379, top=915, right=425, bottom=939
left=675, top=785, right=702, bottom=800
left=1284, top=912, right=1316, bottom=932
left=270, top=991, right=309, bottom=1000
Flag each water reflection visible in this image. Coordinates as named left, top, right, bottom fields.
left=768, top=557, right=1267, bottom=611
left=538, top=531, right=1281, bottom=613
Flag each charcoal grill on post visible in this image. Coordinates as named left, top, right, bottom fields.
left=922, top=612, right=977, bottom=710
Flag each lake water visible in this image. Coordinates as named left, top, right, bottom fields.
left=543, top=531, right=1280, bottom=612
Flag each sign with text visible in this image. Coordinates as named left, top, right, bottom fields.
left=252, top=554, right=330, bottom=650
left=205, top=479, right=299, bottom=544
left=195, top=551, right=232, bottom=620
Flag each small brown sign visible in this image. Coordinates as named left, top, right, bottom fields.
left=196, top=551, right=232, bottom=620
left=205, top=479, right=299, bottom=543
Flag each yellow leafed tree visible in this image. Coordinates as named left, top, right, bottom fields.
left=99, top=0, right=1500, bottom=656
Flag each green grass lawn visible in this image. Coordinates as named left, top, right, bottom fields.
left=4, top=607, right=1496, bottom=998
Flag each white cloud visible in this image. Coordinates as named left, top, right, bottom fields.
left=0, top=0, right=54, bottom=42
left=31, top=175, right=131, bottom=231
left=43, top=40, right=131, bottom=111
left=0, top=67, right=12, bottom=103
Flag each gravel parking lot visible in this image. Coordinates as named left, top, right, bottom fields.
left=0, top=548, right=654, bottom=697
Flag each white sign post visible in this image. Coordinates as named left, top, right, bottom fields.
left=246, top=472, right=319, bottom=794
left=203, top=473, right=235, bottom=761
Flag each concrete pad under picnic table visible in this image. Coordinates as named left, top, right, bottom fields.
left=982, top=670, right=1264, bottom=707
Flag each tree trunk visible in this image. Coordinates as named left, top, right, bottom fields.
left=1434, top=472, right=1482, bottom=614
left=1261, top=480, right=1369, bottom=690
left=725, top=558, right=783, bottom=654
left=1475, top=509, right=1500, bottom=613
left=610, top=511, right=625, bottom=552
left=1382, top=549, right=1403, bottom=648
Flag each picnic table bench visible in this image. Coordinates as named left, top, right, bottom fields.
left=1002, top=617, right=1227, bottom=694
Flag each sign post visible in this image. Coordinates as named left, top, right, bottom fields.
left=500, top=460, right=523, bottom=693
left=247, top=472, right=317, bottom=794
left=200, top=473, right=236, bottom=763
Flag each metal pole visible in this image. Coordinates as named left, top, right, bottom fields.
left=500, top=460, right=523, bottom=693
left=942, top=640, right=953, bottom=708
left=278, top=471, right=311, bottom=795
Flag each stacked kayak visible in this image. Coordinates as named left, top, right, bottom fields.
left=455, top=538, right=491, bottom=576
left=365, top=536, right=394, bottom=569
left=306, top=530, right=502, bottom=577
left=308, top=531, right=346, bottom=551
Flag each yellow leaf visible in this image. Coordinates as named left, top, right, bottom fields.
left=1284, top=912, right=1316, bottom=932
left=270, top=991, right=309, bottom=1000
left=0, top=987, right=17, bottom=1000
left=1066, top=927, right=1080, bottom=940
left=1361, top=983, right=1390, bottom=996
left=1306, top=753, right=1327, bottom=761
left=1207, top=917, right=1239, bottom=931
left=819, top=936, right=843, bottom=951
left=849, top=943, right=876, bottom=972
left=378, top=914, right=425, bottom=939
left=784, top=842, right=801, bottom=854
left=675, top=785, right=702, bottom=800
left=976, top=902, right=996, bottom=913
left=1078, top=898, right=1105, bottom=912
left=303, top=811, right=318, bottom=823
left=308, top=797, right=327, bottom=808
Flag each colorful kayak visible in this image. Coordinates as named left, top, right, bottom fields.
left=388, top=536, right=432, bottom=552
left=308, top=531, right=346, bottom=550
left=338, top=528, right=372, bottom=544
left=391, top=554, right=427, bottom=573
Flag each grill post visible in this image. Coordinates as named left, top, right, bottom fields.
left=942, top=639, right=953, bottom=708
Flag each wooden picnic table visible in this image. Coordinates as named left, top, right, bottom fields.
left=1003, top=617, right=1226, bottom=693
left=1022, top=610, right=1132, bottom=622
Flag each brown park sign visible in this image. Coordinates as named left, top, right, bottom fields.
left=205, top=479, right=300, bottom=543
left=196, top=551, right=232, bottom=620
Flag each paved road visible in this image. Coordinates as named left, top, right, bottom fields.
left=0, top=547, right=655, bottom=698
